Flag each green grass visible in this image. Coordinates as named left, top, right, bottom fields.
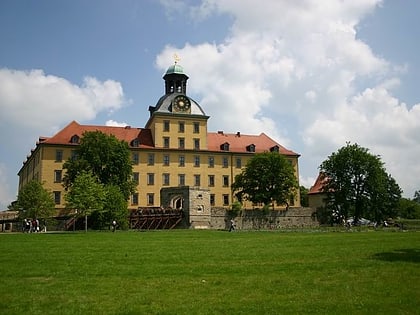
left=1, top=230, right=419, bottom=314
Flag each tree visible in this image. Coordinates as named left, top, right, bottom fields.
left=12, top=180, right=55, bottom=220
left=319, top=143, right=401, bottom=223
left=65, top=171, right=105, bottom=232
left=414, top=190, right=420, bottom=204
left=300, top=186, right=309, bottom=207
left=91, top=185, right=129, bottom=230
left=398, top=198, right=420, bottom=219
left=63, top=130, right=135, bottom=200
left=231, top=152, right=298, bottom=209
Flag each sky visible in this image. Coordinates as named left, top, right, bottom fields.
left=0, top=0, right=419, bottom=210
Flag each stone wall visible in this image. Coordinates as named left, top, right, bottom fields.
left=210, top=207, right=318, bottom=230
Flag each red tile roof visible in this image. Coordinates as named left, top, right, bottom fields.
left=37, top=121, right=299, bottom=156
left=308, top=173, right=329, bottom=194
left=207, top=131, right=299, bottom=156
left=41, top=121, right=154, bottom=148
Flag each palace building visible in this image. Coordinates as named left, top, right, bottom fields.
left=17, top=62, right=301, bottom=214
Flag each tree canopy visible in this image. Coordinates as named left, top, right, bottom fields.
left=12, top=180, right=56, bottom=220
left=231, top=152, right=298, bottom=209
left=65, top=171, right=105, bottom=231
left=63, top=130, right=135, bottom=200
left=319, top=143, right=401, bottom=223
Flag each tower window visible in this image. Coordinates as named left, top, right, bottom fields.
left=193, top=122, right=200, bottom=133
left=223, top=175, right=229, bottom=187
left=163, top=137, right=170, bottom=148
left=208, top=156, right=214, bottom=168
left=163, top=120, right=170, bottom=132
left=179, top=121, right=185, bottom=133
left=208, top=175, right=215, bottom=187
left=132, top=153, right=139, bottom=165
left=148, top=153, right=155, bottom=165
left=194, top=138, right=200, bottom=150
left=194, top=174, right=201, bottom=187
left=132, top=193, right=139, bottom=205
left=163, top=173, right=170, bottom=186
left=147, top=173, right=155, bottom=185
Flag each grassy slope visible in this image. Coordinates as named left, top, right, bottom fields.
left=0, top=230, right=419, bottom=314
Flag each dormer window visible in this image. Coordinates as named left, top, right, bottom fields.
left=270, top=145, right=279, bottom=153
left=246, top=144, right=256, bottom=152
left=220, top=142, right=230, bottom=151
left=70, top=135, right=80, bottom=144
left=131, top=139, right=140, bottom=147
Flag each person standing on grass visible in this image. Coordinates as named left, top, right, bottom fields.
left=229, top=219, right=235, bottom=232
left=112, top=220, right=117, bottom=232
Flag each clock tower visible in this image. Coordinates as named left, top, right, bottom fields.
left=145, top=61, right=209, bottom=150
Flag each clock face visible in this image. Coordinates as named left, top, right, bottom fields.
left=173, top=95, right=191, bottom=112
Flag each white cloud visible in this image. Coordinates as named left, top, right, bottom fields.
left=106, top=120, right=129, bottom=127
left=0, top=69, right=127, bottom=209
left=157, top=0, right=419, bottom=197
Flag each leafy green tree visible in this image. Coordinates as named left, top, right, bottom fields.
left=232, top=152, right=298, bottom=209
left=414, top=190, right=420, bottom=204
left=91, top=185, right=129, bottom=230
left=300, top=186, right=309, bottom=207
left=320, top=143, right=401, bottom=223
left=398, top=198, right=420, bottom=219
left=12, top=180, right=55, bottom=220
left=65, top=171, right=105, bottom=232
left=63, top=131, right=135, bottom=200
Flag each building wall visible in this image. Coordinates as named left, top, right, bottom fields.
left=18, top=143, right=301, bottom=211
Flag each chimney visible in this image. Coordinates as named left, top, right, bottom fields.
left=217, top=130, right=224, bottom=135
left=236, top=132, right=240, bottom=137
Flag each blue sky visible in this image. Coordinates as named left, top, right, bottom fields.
left=0, top=0, right=419, bottom=209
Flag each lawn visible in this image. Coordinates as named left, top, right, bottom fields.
left=0, top=230, right=419, bottom=314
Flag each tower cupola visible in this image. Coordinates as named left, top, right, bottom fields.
left=163, top=61, right=189, bottom=95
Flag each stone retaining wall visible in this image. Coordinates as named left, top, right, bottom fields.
left=210, top=207, right=318, bottom=230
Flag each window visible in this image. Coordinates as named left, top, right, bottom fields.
left=132, top=153, right=139, bottom=165
left=178, top=121, right=185, bottom=133
left=193, top=122, right=200, bottom=133
left=131, top=139, right=139, bottom=147
left=147, top=173, right=155, bottom=185
left=163, top=137, right=170, bottom=148
left=222, top=157, right=229, bottom=168
left=178, top=174, right=185, bottom=186
left=246, top=144, right=256, bottom=152
left=163, top=173, right=170, bottom=186
left=208, top=175, right=215, bottom=187
left=55, top=150, right=63, bottom=162
left=179, top=155, right=185, bottom=167
left=163, top=154, right=170, bottom=166
left=70, top=135, right=80, bottom=144
left=148, top=153, right=155, bottom=165
left=223, top=175, right=229, bottom=187
left=194, top=155, right=200, bottom=167
left=53, top=191, right=61, bottom=205
left=208, top=156, right=214, bottom=168
left=194, top=174, right=200, bottom=187
left=133, top=172, right=139, bottom=184
left=178, top=137, right=185, bottom=149
left=194, top=138, right=200, bottom=150
left=210, top=194, right=215, bottom=206
left=132, top=193, right=139, bottom=205
left=221, top=142, right=229, bottom=151
left=163, top=120, right=170, bottom=132
left=236, top=158, right=242, bottom=168
left=223, top=194, right=229, bottom=206
left=71, top=150, right=78, bottom=160
left=147, top=193, right=154, bottom=206
left=54, top=170, right=62, bottom=183
left=270, top=145, right=279, bottom=152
